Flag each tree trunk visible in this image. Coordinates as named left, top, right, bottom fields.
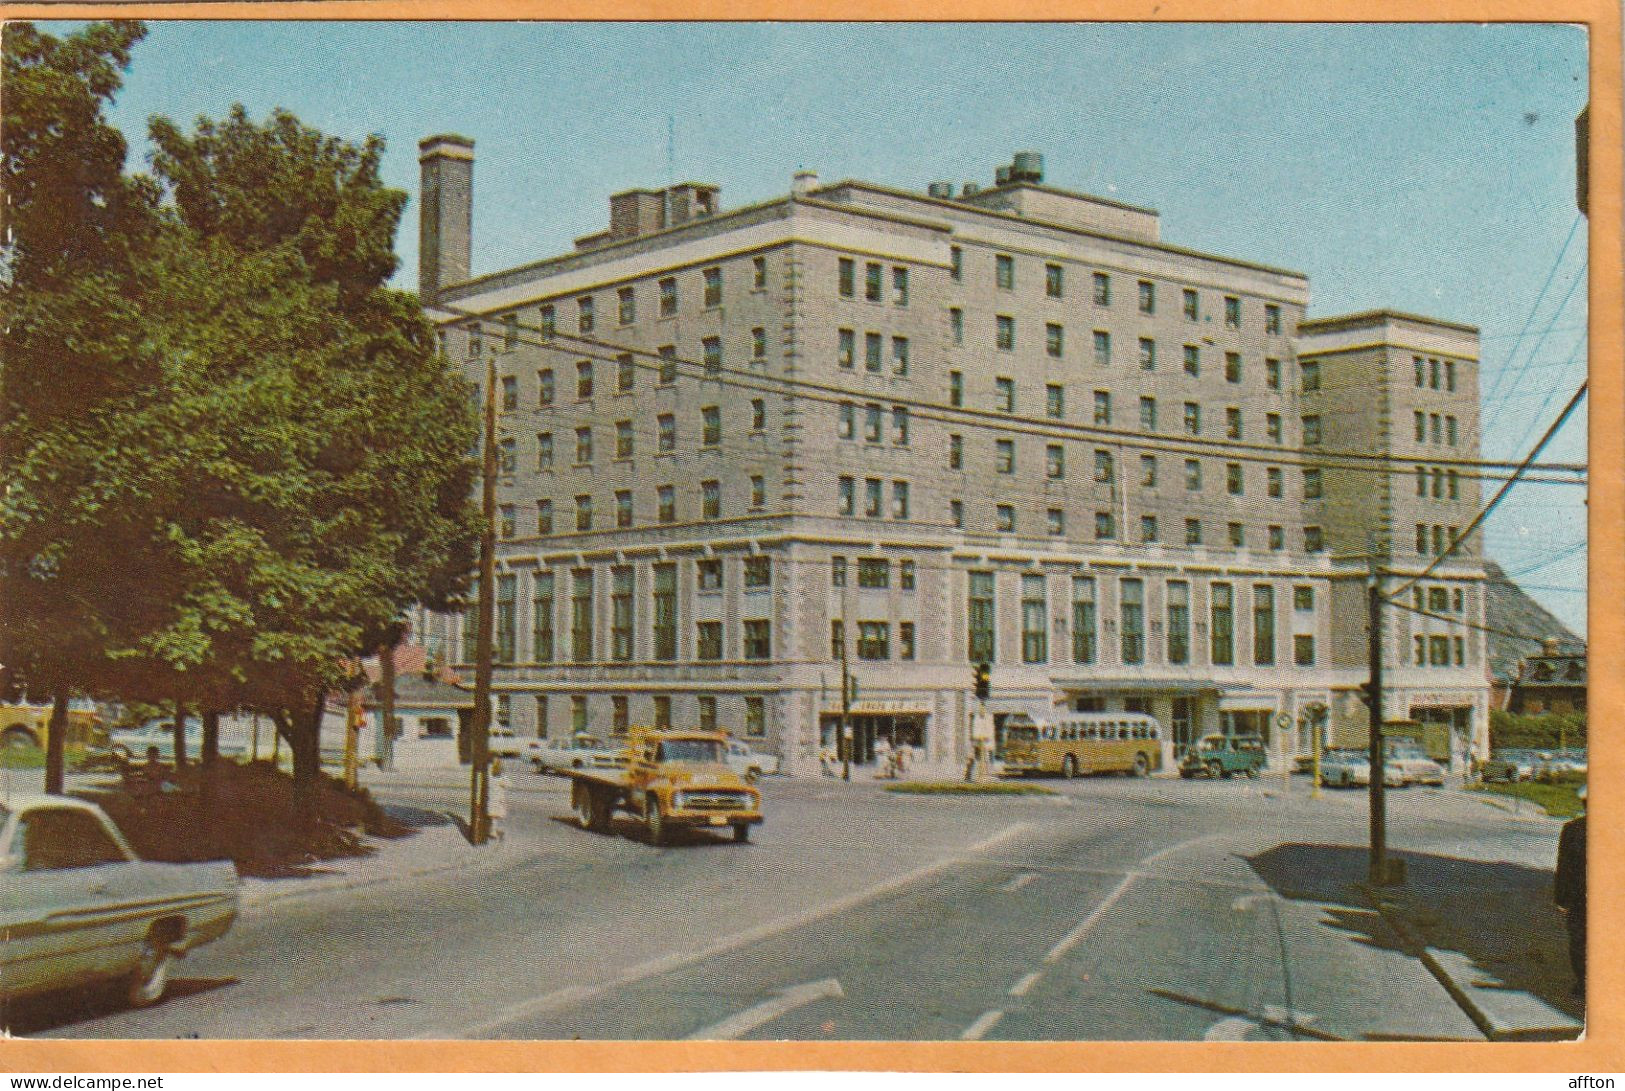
left=201, top=707, right=220, bottom=766
left=379, top=641, right=397, bottom=773
left=172, top=699, right=189, bottom=768
left=44, top=691, right=69, bottom=795
left=292, top=692, right=324, bottom=791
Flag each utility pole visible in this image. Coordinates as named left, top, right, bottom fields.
left=469, top=352, right=497, bottom=845
left=1367, top=562, right=1388, bottom=885
left=379, top=636, right=397, bottom=773
left=839, top=617, right=852, bottom=782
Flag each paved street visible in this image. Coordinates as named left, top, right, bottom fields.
left=16, top=770, right=1568, bottom=1042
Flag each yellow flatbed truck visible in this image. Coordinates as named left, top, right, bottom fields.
left=563, top=728, right=764, bottom=845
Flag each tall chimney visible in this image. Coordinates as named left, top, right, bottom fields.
left=418, top=134, right=474, bottom=304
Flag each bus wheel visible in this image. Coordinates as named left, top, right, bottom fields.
left=1206, top=760, right=1223, bottom=780
left=1133, top=753, right=1150, bottom=778
left=1062, top=754, right=1078, bottom=779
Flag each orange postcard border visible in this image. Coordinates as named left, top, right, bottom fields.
left=0, top=1, right=1617, bottom=1073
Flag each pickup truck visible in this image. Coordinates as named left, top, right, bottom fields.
left=564, top=729, right=763, bottom=845
left=1180, top=733, right=1267, bottom=779
left=0, top=795, right=239, bottom=1008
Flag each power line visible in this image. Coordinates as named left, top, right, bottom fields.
left=1479, top=211, right=1583, bottom=426
left=1384, top=596, right=1565, bottom=646
left=1500, top=328, right=1590, bottom=460
left=1483, top=253, right=1588, bottom=436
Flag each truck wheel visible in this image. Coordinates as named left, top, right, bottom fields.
left=589, top=791, right=613, bottom=833
left=646, top=797, right=666, bottom=846
left=1206, top=760, right=1223, bottom=780
left=574, top=785, right=595, bottom=830
left=128, top=931, right=176, bottom=1007
left=1133, top=753, right=1150, bottom=778
left=1062, top=754, right=1078, bottom=779
left=1, top=727, right=37, bottom=751
left=733, top=822, right=751, bottom=843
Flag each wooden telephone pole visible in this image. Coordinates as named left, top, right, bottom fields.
left=469, top=353, right=497, bottom=845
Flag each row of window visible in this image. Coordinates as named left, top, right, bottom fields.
left=1413, top=584, right=1470, bottom=615
left=831, top=556, right=918, bottom=589
left=949, top=377, right=1299, bottom=446
left=1415, top=466, right=1463, bottom=501
left=965, top=319, right=1292, bottom=374
left=1416, top=523, right=1466, bottom=556
left=507, top=477, right=772, bottom=537
left=513, top=337, right=771, bottom=409
left=966, top=437, right=1324, bottom=501
left=837, top=258, right=910, bottom=306
left=952, top=249, right=1285, bottom=335
left=837, top=477, right=912, bottom=520
left=1414, top=634, right=1469, bottom=668
left=969, top=573, right=1316, bottom=669
left=535, top=694, right=768, bottom=739
left=1414, top=355, right=1460, bottom=393
left=945, top=501, right=1325, bottom=553
left=1414, top=411, right=1462, bottom=447
left=520, top=401, right=769, bottom=473
left=831, top=619, right=918, bottom=661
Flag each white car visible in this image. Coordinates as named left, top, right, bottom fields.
left=724, top=740, right=780, bottom=779
left=1319, top=750, right=1406, bottom=789
left=106, top=719, right=247, bottom=763
left=529, top=734, right=626, bottom=774
left=487, top=728, right=526, bottom=760
left=0, top=796, right=239, bottom=1007
left=1385, top=744, right=1447, bottom=787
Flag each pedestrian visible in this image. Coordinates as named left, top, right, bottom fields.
left=487, top=758, right=509, bottom=843
left=1554, top=788, right=1586, bottom=996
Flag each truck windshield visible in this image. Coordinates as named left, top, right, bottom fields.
left=1007, top=726, right=1038, bottom=742
left=658, top=739, right=725, bottom=764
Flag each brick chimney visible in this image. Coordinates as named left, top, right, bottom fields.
left=418, top=134, right=474, bottom=304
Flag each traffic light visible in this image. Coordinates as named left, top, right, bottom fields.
left=973, top=662, right=992, bottom=701
left=1357, top=680, right=1378, bottom=708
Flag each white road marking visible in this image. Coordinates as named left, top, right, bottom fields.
left=1231, top=893, right=1270, bottom=912
left=426, top=821, right=1036, bottom=1039
left=1000, top=872, right=1039, bottom=892
left=961, top=1009, right=1005, bottom=1040
left=1261, top=1004, right=1319, bottom=1027
left=1008, top=971, right=1043, bottom=997
left=1204, top=1016, right=1257, bottom=1041
left=1043, top=833, right=1223, bottom=965
left=686, top=977, right=844, bottom=1040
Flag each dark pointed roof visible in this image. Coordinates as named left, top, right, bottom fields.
left=1482, top=559, right=1585, bottom=683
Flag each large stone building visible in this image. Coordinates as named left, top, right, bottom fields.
left=412, top=138, right=1490, bottom=775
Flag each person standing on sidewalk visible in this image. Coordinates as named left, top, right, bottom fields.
left=487, top=758, right=509, bottom=843
left=1554, top=791, right=1587, bottom=997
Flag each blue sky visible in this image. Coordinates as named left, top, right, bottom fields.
left=75, top=20, right=1590, bottom=636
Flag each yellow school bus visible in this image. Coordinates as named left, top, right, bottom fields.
left=1000, top=713, right=1163, bottom=778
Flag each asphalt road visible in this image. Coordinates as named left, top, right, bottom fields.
left=23, top=770, right=1560, bottom=1042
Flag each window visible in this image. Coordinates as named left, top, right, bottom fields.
left=948, top=433, right=963, bottom=469
left=996, top=439, right=1016, bottom=474
left=577, top=295, right=594, bottom=333
left=1210, top=583, right=1234, bottom=665
left=1429, top=358, right=1440, bottom=390
left=653, top=564, right=677, bottom=659
left=616, top=490, right=633, bottom=528
left=969, top=571, right=996, bottom=663
left=1167, top=581, right=1190, bottom=665
left=949, top=371, right=964, bottom=407
left=1094, top=390, right=1112, bottom=424
left=838, top=258, right=855, bottom=298
left=1184, top=459, right=1202, bottom=491
left=1302, top=414, right=1322, bottom=445
left=1294, top=586, right=1314, bottom=612
left=1041, top=262, right=1064, bottom=298
left=1265, top=303, right=1282, bottom=334
left=1183, top=344, right=1200, bottom=377
left=14, top=807, right=130, bottom=872
left=1414, top=357, right=1426, bottom=387
left=751, top=327, right=766, bottom=362
left=496, top=574, right=517, bottom=662
left=749, top=398, right=766, bottom=432
left=744, top=556, right=771, bottom=588
left=830, top=556, right=848, bottom=589
left=1253, top=585, right=1275, bottom=666
left=1140, top=453, right=1158, bottom=487
left=1266, top=413, right=1282, bottom=444
left=865, top=262, right=883, bottom=302
left=996, top=377, right=1016, bottom=413
left=536, top=432, right=554, bottom=471
left=696, top=621, right=723, bottom=660
left=892, top=481, right=910, bottom=520
left=1140, top=514, right=1158, bottom=543
left=749, top=475, right=765, bottom=509
left=1094, top=511, right=1115, bottom=540
left=1047, top=444, right=1065, bottom=479
left=1140, top=396, right=1158, bottom=431
left=499, top=504, right=515, bottom=539
left=1303, top=467, right=1322, bottom=499
left=753, top=255, right=767, bottom=290
left=1185, top=518, right=1202, bottom=546
left=997, top=504, right=1016, bottom=533
left=1120, top=578, right=1144, bottom=664
left=697, top=695, right=718, bottom=733
left=837, top=328, right=855, bottom=369
left=573, top=427, right=593, bottom=466
left=1304, top=526, right=1324, bottom=552
left=1294, top=634, right=1316, bottom=667
left=888, top=336, right=910, bottom=375
left=1454, top=636, right=1466, bottom=666
left=1430, top=413, right=1442, bottom=444
left=858, top=621, right=890, bottom=660
left=1300, top=360, right=1320, bottom=392
left=1445, top=360, right=1457, bottom=392
left=1093, top=330, right=1111, bottom=367
left=1226, top=462, right=1243, bottom=495
left=1226, top=407, right=1243, bottom=440
left=899, top=621, right=916, bottom=661
left=537, top=499, right=553, bottom=535
left=1414, top=411, right=1427, bottom=443
left=533, top=571, right=555, bottom=662
left=950, top=246, right=963, bottom=281
left=743, top=619, right=772, bottom=660
left=1228, top=522, right=1244, bottom=548
left=1093, top=272, right=1111, bottom=306
left=893, top=266, right=909, bottom=305
left=574, top=494, right=593, bottom=531
left=1046, top=323, right=1065, bottom=359
left=1138, top=280, right=1155, bottom=314
left=1047, top=508, right=1065, bottom=536
left=1224, top=296, right=1240, bottom=329
left=1183, top=288, right=1199, bottom=321
left=657, top=486, right=676, bottom=524
left=653, top=696, right=671, bottom=730
left=838, top=403, right=855, bottom=441
left=1022, top=574, right=1048, bottom=663
left=865, top=332, right=882, bottom=372
left=501, top=375, right=518, bottom=411
left=1225, top=352, right=1242, bottom=384
left=571, top=569, right=593, bottom=661
left=1268, top=525, right=1284, bottom=551
left=1429, top=634, right=1450, bottom=667
left=702, top=406, right=721, bottom=447
left=830, top=619, right=845, bottom=660
left=538, top=368, right=555, bottom=406
left=996, top=315, right=1015, bottom=351
left=950, top=308, right=964, bottom=345
left=613, top=420, right=633, bottom=460
left=611, top=567, right=634, bottom=661
left=1448, top=470, right=1460, bottom=499
left=1428, top=586, right=1449, bottom=613
left=838, top=476, right=855, bottom=516
left=857, top=558, right=889, bottom=589
left=950, top=499, right=964, bottom=527
left=745, top=697, right=765, bottom=738
left=539, top=305, right=556, bottom=339
left=1139, top=337, right=1156, bottom=370
left=618, top=285, right=636, bottom=325
left=1446, top=416, right=1458, bottom=446
left=1094, top=449, right=1114, bottom=484
left=1046, top=383, right=1065, bottom=419
left=613, top=354, right=634, bottom=394
left=701, top=480, right=721, bottom=520
left=703, top=337, right=722, bottom=377
left=996, top=254, right=1015, bottom=290
left=1184, top=402, right=1201, bottom=435
left=1267, top=466, right=1283, bottom=498
left=703, top=266, right=722, bottom=307
left=1072, top=576, right=1096, bottom=664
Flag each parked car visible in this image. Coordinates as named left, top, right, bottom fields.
left=1318, top=749, right=1406, bottom=789
left=0, top=795, right=239, bottom=1008
left=1385, top=743, right=1447, bottom=787
left=487, top=728, right=526, bottom=760
left=724, top=740, right=780, bottom=780
left=106, top=719, right=247, bottom=763
left=529, top=734, right=625, bottom=774
left=1179, top=734, right=1267, bottom=779
left=1537, top=748, right=1587, bottom=781
left=1480, top=749, right=1538, bottom=783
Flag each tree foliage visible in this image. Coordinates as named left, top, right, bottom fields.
left=1489, top=710, right=1586, bottom=751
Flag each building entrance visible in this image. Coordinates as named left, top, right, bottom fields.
left=820, top=712, right=927, bottom=765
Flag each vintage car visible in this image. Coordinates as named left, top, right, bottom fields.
left=1318, top=749, right=1407, bottom=789
left=105, top=719, right=248, bottom=763
left=0, top=796, right=239, bottom=1008
left=724, top=740, right=780, bottom=780
left=529, top=733, right=626, bottom=774
left=1480, top=749, right=1539, bottom=783
left=1179, top=733, right=1267, bottom=779
left=1385, top=742, right=1447, bottom=787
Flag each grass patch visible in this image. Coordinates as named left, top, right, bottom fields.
left=1470, top=779, right=1586, bottom=819
left=885, top=781, right=1058, bottom=797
